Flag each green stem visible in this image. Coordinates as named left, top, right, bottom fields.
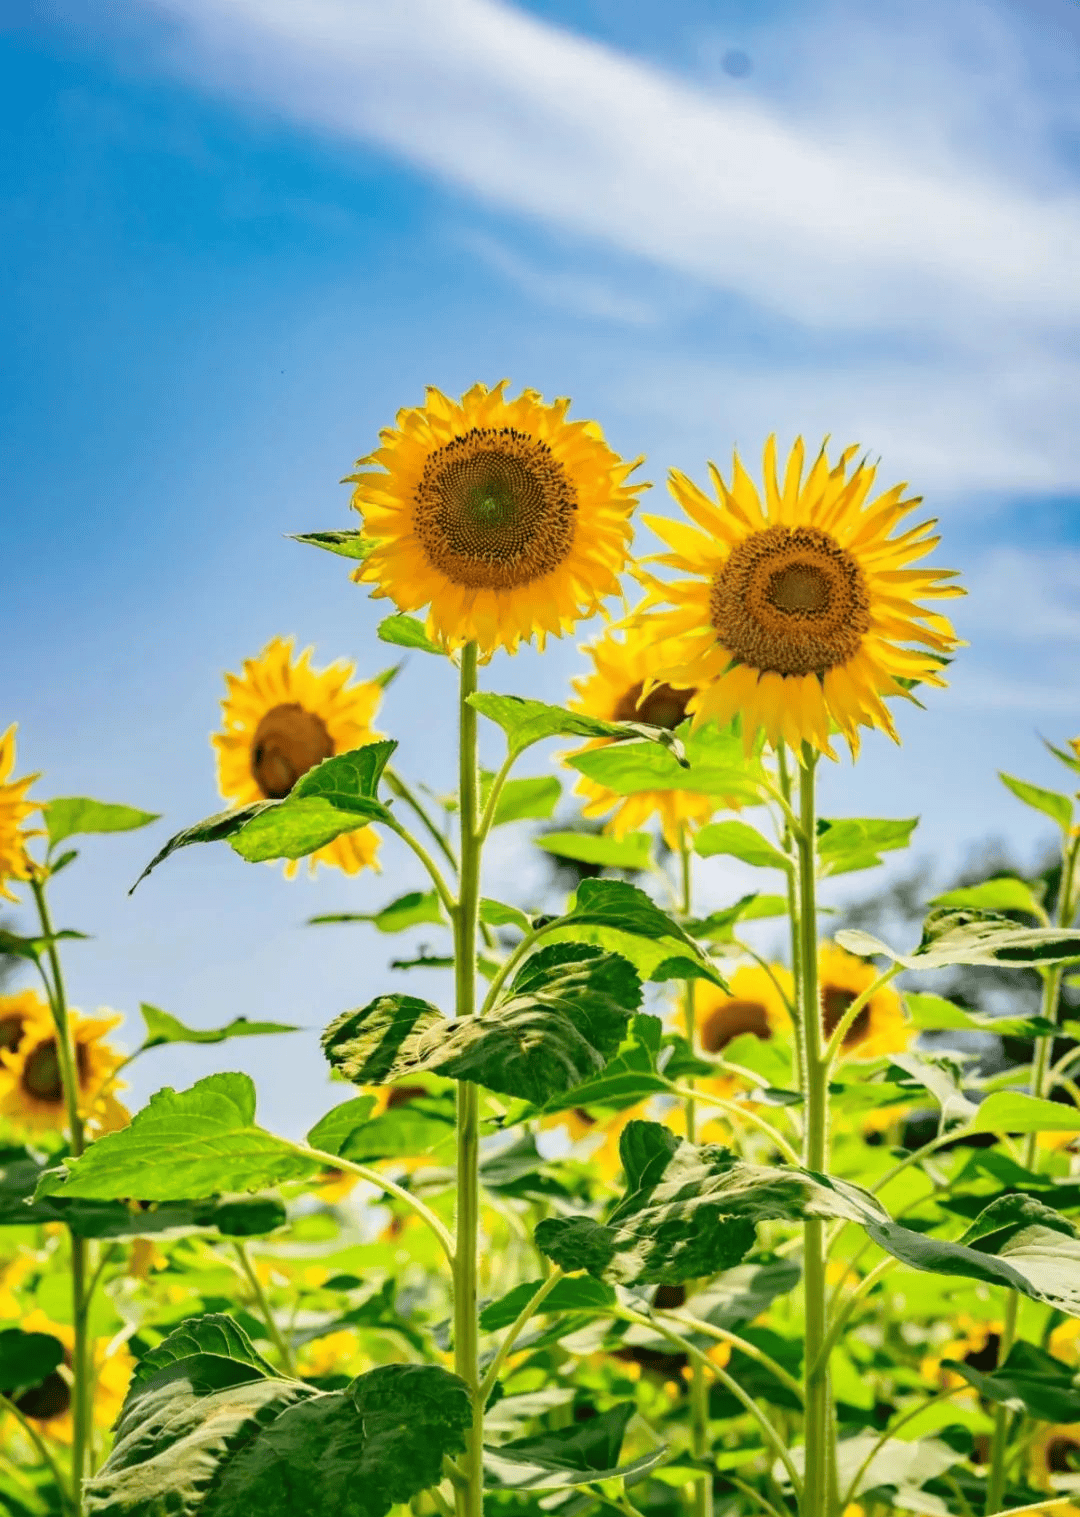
left=383, top=814, right=457, bottom=917
left=821, top=964, right=902, bottom=1071
left=290, top=1142, right=454, bottom=1263
left=794, top=749, right=831, bottom=1517
left=665, top=1083, right=801, bottom=1165
left=31, top=877, right=90, bottom=1512
left=233, top=1242, right=295, bottom=1374
left=385, top=766, right=460, bottom=873
left=1, top=1392, right=76, bottom=1511
left=475, top=751, right=516, bottom=843
left=478, top=1269, right=564, bottom=1404
left=678, top=829, right=698, bottom=1145
left=812, top=1258, right=894, bottom=1376
left=658, top=1311, right=803, bottom=1402
left=777, top=745, right=806, bottom=1098
left=453, top=642, right=484, bottom=1517
left=985, top=835, right=1079, bottom=1516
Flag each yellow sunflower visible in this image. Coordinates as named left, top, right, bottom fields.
left=212, top=637, right=384, bottom=879
left=0, top=988, right=52, bottom=1063
left=693, top=963, right=792, bottom=1105
left=920, top=1313, right=1003, bottom=1391
left=1033, top=1425, right=1080, bottom=1490
left=7, top=1309, right=133, bottom=1441
left=346, top=381, right=645, bottom=656
left=541, top=1103, right=644, bottom=1183
left=817, top=942, right=909, bottom=1060
left=0, top=1008, right=128, bottom=1136
left=567, top=624, right=743, bottom=848
left=635, top=437, right=962, bottom=757
left=0, top=724, right=41, bottom=900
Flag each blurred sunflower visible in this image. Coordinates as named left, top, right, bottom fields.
left=346, top=382, right=645, bottom=656
left=567, top=625, right=741, bottom=847
left=10, top=1309, right=133, bottom=1440
left=696, top=963, right=792, bottom=1088
left=541, top=1103, right=643, bottom=1184
left=212, top=637, right=383, bottom=879
left=0, top=988, right=51, bottom=1062
left=0, top=1008, right=128, bottom=1135
left=635, top=437, right=962, bottom=757
left=920, top=1313, right=1002, bottom=1390
left=818, top=942, right=909, bottom=1060
left=1032, top=1425, right=1080, bottom=1488
left=0, top=724, right=41, bottom=900
left=296, top=1328, right=363, bottom=1381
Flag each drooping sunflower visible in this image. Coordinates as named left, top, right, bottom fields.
left=8, top=1309, right=133, bottom=1440
left=568, top=624, right=741, bottom=847
left=635, top=437, right=962, bottom=757
left=0, top=724, right=41, bottom=900
left=0, top=1008, right=128, bottom=1135
left=1033, top=1424, right=1080, bottom=1489
left=818, top=942, right=909, bottom=1060
left=346, top=382, right=645, bottom=656
left=694, top=963, right=793, bottom=1102
left=212, top=637, right=384, bottom=879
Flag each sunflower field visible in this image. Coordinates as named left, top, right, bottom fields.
left=4, top=381, right=1080, bottom=1517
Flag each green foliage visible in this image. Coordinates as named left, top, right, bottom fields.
left=837, top=907, right=1080, bottom=968
left=0, top=1328, right=64, bottom=1391
left=377, top=613, right=446, bottom=654
left=305, top=1097, right=378, bottom=1157
left=289, top=529, right=376, bottom=561
left=45, top=797, right=160, bottom=846
left=693, top=820, right=788, bottom=870
left=565, top=723, right=760, bottom=799
left=37, top=1074, right=315, bottom=1201
left=322, top=996, right=444, bottom=1086
left=904, top=990, right=1054, bottom=1037
left=310, top=890, right=446, bottom=933
left=537, top=830, right=653, bottom=869
left=930, top=876, right=1044, bottom=916
left=552, top=879, right=719, bottom=981
left=816, top=816, right=918, bottom=876
left=130, top=1315, right=278, bottom=1392
left=484, top=774, right=561, bottom=826
left=484, top=1401, right=668, bottom=1490
left=972, top=1092, right=1080, bottom=1133
left=469, top=693, right=686, bottom=760
left=479, top=1276, right=616, bottom=1332
left=942, top=1339, right=1080, bottom=1422
left=999, top=770, right=1074, bottom=831
left=137, top=1005, right=298, bottom=1051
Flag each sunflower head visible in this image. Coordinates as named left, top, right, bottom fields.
left=568, top=624, right=742, bottom=848
left=0, top=1007, right=128, bottom=1136
left=10, top=1310, right=133, bottom=1440
left=817, top=942, right=909, bottom=1060
left=346, top=382, right=646, bottom=656
left=1033, top=1424, right=1080, bottom=1489
left=0, top=725, right=42, bottom=900
left=212, top=637, right=384, bottom=879
left=693, top=962, right=793, bottom=1111
left=635, top=436, right=962, bottom=758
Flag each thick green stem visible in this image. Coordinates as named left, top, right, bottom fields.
left=31, top=877, right=90, bottom=1513
left=795, top=750, right=831, bottom=1517
left=985, top=836, right=1078, bottom=1516
left=777, top=745, right=806, bottom=1096
left=453, top=642, right=484, bottom=1517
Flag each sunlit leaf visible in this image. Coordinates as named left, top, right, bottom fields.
left=999, top=771, right=1074, bottom=832
left=816, top=817, right=918, bottom=876
left=485, top=774, right=561, bottom=826
left=930, top=877, right=1044, bottom=917
left=305, top=1097, right=378, bottom=1158
left=310, top=891, right=446, bottom=934
left=377, top=614, right=446, bottom=654
left=46, top=796, right=160, bottom=846
left=565, top=723, right=761, bottom=799
left=37, top=1073, right=314, bottom=1201
left=138, top=1005, right=298, bottom=1052
left=479, top=898, right=532, bottom=933
left=322, top=996, right=444, bottom=1087
left=537, top=830, right=653, bottom=870
left=887, top=1051, right=979, bottom=1128
left=694, top=821, right=789, bottom=870
left=470, top=693, right=686, bottom=761
left=904, top=991, right=1056, bottom=1038
left=130, top=1315, right=278, bottom=1393
left=479, top=1276, right=615, bottom=1332
left=972, top=1092, right=1080, bottom=1134
left=837, top=909, right=1080, bottom=970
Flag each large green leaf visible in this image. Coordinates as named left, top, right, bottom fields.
left=684, top=1259, right=801, bottom=1328
left=469, top=693, right=686, bottom=760
left=999, top=771, right=1074, bottom=832
left=942, top=1340, right=1080, bottom=1423
left=203, top=1365, right=471, bottom=1517
left=289, top=529, right=376, bottom=562
left=46, top=797, right=160, bottom=846
left=483, top=1401, right=667, bottom=1491
left=377, top=614, right=446, bottom=655
left=565, top=723, right=760, bottom=800
left=816, top=816, right=918, bottom=876
left=305, top=1097, right=378, bottom=1157
left=480, top=1276, right=616, bottom=1332
left=37, top=1074, right=314, bottom=1201
left=137, top=1005, right=298, bottom=1052
left=693, top=821, right=788, bottom=870
left=537, top=831, right=654, bottom=870
left=887, top=1052, right=979, bottom=1128
left=131, top=1315, right=278, bottom=1393
left=322, top=997, right=444, bottom=1086
left=485, top=775, right=561, bottom=827
left=534, top=1121, right=887, bottom=1285
left=837, top=909, right=1080, bottom=969
left=535, top=1014, right=669, bottom=1113
left=904, top=991, right=1056, bottom=1039
left=0, top=1328, right=65, bottom=1392
left=930, top=877, right=1044, bottom=917
left=552, top=879, right=719, bottom=982
left=335, top=1100, right=456, bottom=1164
left=972, top=1092, right=1080, bottom=1134
left=310, top=890, right=446, bottom=934
left=131, top=803, right=275, bottom=892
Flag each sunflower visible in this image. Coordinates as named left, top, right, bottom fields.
left=1033, top=1425, right=1080, bottom=1489
left=567, top=624, right=742, bottom=848
left=817, top=942, right=909, bottom=1060
left=8, top=1309, right=133, bottom=1441
left=0, top=1008, right=128, bottom=1135
left=0, top=725, right=41, bottom=900
left=212, top=637, right=384, bottom=879
left=696, top=963, right=792, bottom=1065
left=541, top=1102, right=646, bottom=1184
left=920, top=1313, right=1002, bottom=1391
left=0, top=988, right=52, bottom=1063
left=635, top=437, right=962, bottom=757
left=346, top=382, right=645, bottom=656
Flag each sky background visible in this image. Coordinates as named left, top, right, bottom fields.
left=3, top=0, right=1079, bottom=1139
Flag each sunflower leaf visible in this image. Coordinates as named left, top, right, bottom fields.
left=999, top=771, right=1074, bottom=832
left=548, top=879, right=723, bottom=984
left=694, top=821, right=789, bottom=870
left=929, top=877, right=1044, bottom=917
left=35, top=1073, right=315, bottom=1200
left=45, top=797, right=160, bottom=846
left=940, top=1340, right=1080, bottom=1423
left=322, top=996, right=445, bottom=1086
left=565, top=722, right=763, bottom=799
left=130, top=803, right=275, bottom=892
left=971, top=1092, right=1080, bottom=1134
left=816, top=817, right=918, bottom=876
left=484, top=774, right=561, bottom=826
left=309, top=890, right=446, bottom=934
left=537, top=830, right=654, bottom=870
left=0, top=1329, right=65, bottom=1392
left=290, top=529, right=376, bottom=561
left=483, top=1401, right=668, bottom=1491
left=469, top=693, right=687, bottom=762
left=130, top=1314, right=278, bottom=1393
left=377, top=614, right=446, bottom=655
left=903, top=991, right=1054, bottom=1038
left=836, top=910, right=1080, bottom=969
left=137, top=1005, right=298, bottom=1052
left=479, top=1276, right=616, bottom=1333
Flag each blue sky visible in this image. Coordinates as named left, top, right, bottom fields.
left=3, top=0, right=1079, bottom=1138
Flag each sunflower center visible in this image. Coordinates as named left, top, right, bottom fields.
left=612, top=681, right=693, bottom=730
left=15, top=1371, right=71, bottom=1422
left=0, top=1013, right=25, bottom=1052
left=700, top=998, right=772, bottom=1054
left=821, top=985, right=871, bottom=1047
left=962, top=1332, right=1001, bottom=1374
left=413, top=428, right=577, bottom=591
left=251, top=703, right=334, bottom=800
left=1048, top=1435, right=1080, bottom=1472
left=21, top=1037, right=89, bottom=1104
left=709, top=524, right=871, bottom=677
